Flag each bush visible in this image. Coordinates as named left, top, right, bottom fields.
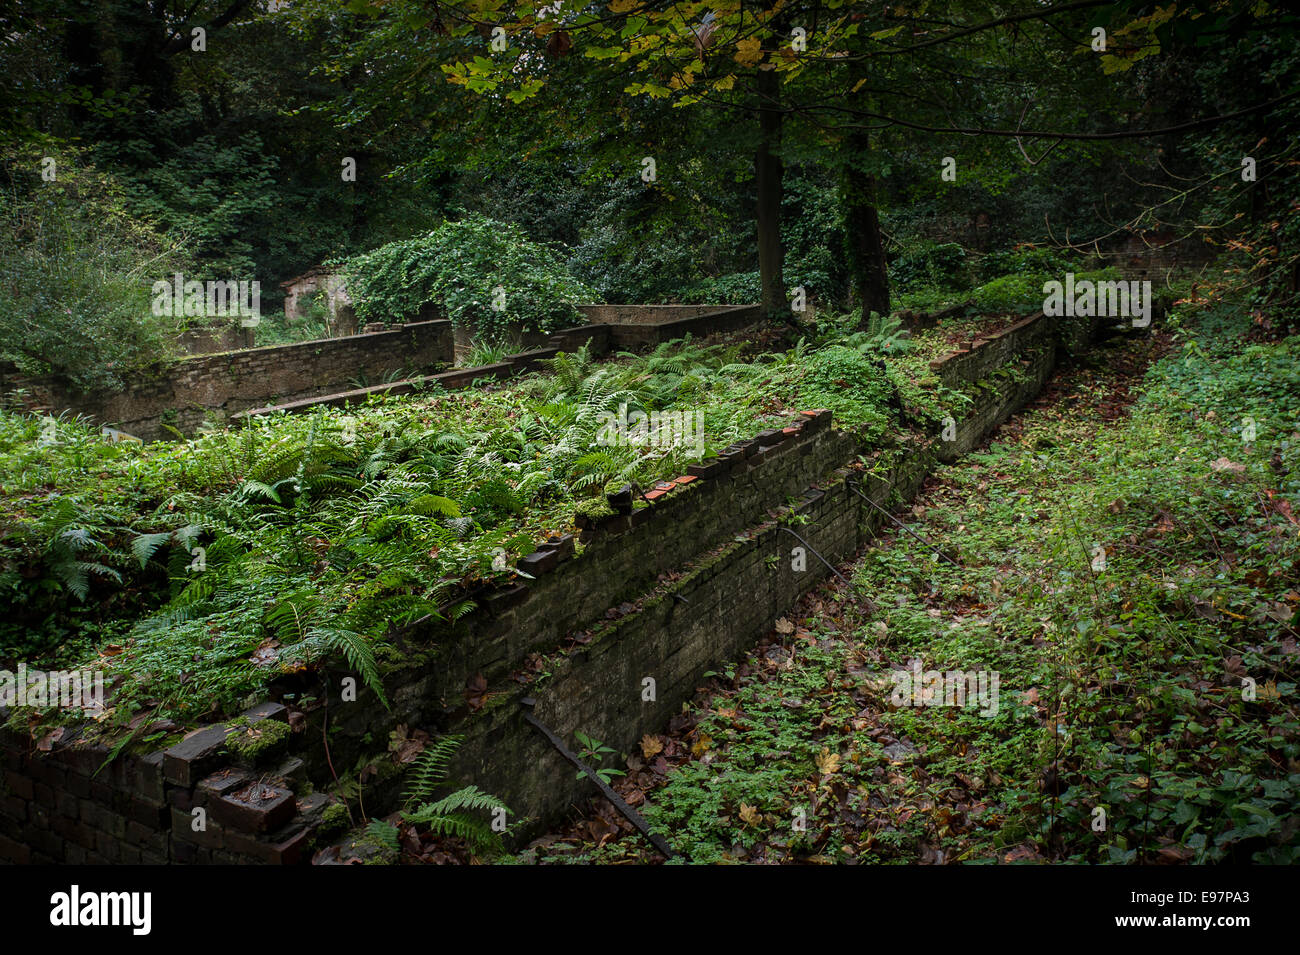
left=976, top=245, right=1074, bottom=283
left=969, top=273, right=1047, bottom=314
left=889, top=242, right=969, bottom=293
left=0, top=145, right=187, bottom=392
left=344, top=213, right=598, bottom=339
left=796, top=344, right=894, bottom=437
left=680, top=272, right=761, bottom=304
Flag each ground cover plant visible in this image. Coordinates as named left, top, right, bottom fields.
left=515, top=295, right=1300, bottom=865
left=0, top=327, right=981, bottom=735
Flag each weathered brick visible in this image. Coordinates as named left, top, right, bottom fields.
left=170, top=806, right=224, bottom=849
left=212, top=782, right=295, bottom=834
left=3, top=771, right=32, bottom=801
left=0, top=831, right=30, bottom=864
left=225, top=823, right=312, bottom=865
left=162, top=724, right=231, bottom=786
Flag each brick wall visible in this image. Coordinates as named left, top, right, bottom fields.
left=2, top=321, right=455, bottom=441
left=577, top=304, right=742, bottom=325
left=0, top=702, right=342, bottom=864
left=0, top=308, right=1078, bottom=863
left=3, top=306, right=764, bottom=439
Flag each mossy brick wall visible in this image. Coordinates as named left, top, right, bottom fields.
left=0, top=308, right=1069, bottom=862
left=0, top=702, right=344, bottom=864
left=237, top=306, right=763, bottom=422
left=3, top=321, right=455, bottom=441
left=308, top=412, right=858, bottom=781
left=577, top=304, right=750, bottom=326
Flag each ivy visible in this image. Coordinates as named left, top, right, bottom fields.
left=344, top=213, right=598, bottom=340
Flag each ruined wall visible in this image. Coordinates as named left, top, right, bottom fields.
left=0, top=310, right=1077, bottom=863
left=2, top=306, right=764, bottom=440
left=2, top=321, right=455, bottom=441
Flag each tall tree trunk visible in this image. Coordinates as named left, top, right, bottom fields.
left=841, top=126, right=891, bottom=320
left=755, top=68, right=786, bottom=319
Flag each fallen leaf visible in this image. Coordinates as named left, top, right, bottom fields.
left=815, top=747, right=841, bottom=775
left=1210, top=457, right=1246, bottom=473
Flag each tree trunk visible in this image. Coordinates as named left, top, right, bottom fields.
left=841, top=128, right=891, bottom=320
left=755, top=68, right=786, bottom=319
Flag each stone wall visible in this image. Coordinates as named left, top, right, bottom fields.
left=0, top=309, right=1083, bottom=863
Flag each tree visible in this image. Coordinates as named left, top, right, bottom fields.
left=369, top=0, right=1297, bottom=324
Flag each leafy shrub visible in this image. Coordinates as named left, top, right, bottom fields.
left=344, top=213, right=598, bottom=338
left=680, top=271, right=761, bottom=305
left=0, top=146, right=187, bottom=391
left=976, top=245, right=1075, bottom=282
left=889, top=241, right=969, bottom=293
left=796, top=345, right=894, bottom=437
left=969, top=273, right=1046, bottom=314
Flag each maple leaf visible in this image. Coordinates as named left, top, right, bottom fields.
left=640, top=734, right=664, bottom=758
left=815, top=747, right=841, bottom=775
left=739, top=803, right=761, bottom=826
left=690, top=732, right=713, bottom=757
left=774, top=617, right=795, bottom=635
left=734, top=36, right=763, bottom=67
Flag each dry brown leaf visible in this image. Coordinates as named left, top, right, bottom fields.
left=815, top=747, right=841, bottom=775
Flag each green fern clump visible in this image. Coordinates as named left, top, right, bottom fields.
left=401, top=736, right=510, bottom=854
left=3, top=325, right=963, bottom=724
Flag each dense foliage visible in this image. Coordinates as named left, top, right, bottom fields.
left=0, top=332, right=964, bottom=725
left=0, top=146, right=186, bottom=391
left=344, top=214, right=598, bottom=336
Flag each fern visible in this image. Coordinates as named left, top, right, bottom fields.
left=403, top=735, right=464, bottom=805
left=401, top=736, right=510, bottom=853
left=364, top=819, right=400, bottom=851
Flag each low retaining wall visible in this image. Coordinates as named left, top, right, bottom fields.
left=3, top=306, right=763, bottom=440
left=577, top=304, right=742, bottom=325
left=1, top=311, right=1084, bottom=863
left=2, top=321, right=455, bottom=441
left=239, top=305, right=764, bottom=422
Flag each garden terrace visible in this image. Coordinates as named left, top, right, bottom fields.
left=531, top=304, right=1300, bottom=865
left=0, top=305, right=765, bottom=442
left=0, top=307, right=1111, bottom=862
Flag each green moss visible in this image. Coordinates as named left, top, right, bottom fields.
left=316, top=801, right=351, bottom=840
left=574, top=496, right=615, bottom=521
left=225, top=717, right=290, bottom=764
